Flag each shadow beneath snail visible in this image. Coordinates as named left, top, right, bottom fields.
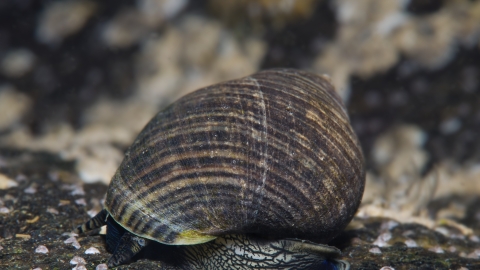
left=82, top=214, right=350, bottom=269
left=130, top=236, right=349, bottom=270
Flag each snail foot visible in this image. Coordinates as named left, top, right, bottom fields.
left=107, top=230, right=149, bottom=267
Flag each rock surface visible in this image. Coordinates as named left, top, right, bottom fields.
left=1, top=148, right=479, bottom=269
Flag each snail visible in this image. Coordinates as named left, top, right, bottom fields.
left=76, top=69, right=365, bottom=269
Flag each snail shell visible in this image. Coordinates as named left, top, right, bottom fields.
left=77, top=68, right=365, bottom=268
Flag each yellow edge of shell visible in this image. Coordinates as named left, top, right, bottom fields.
left=176, top=230, right=217, bottom=245
left=106, top=209, right=217, bottom=245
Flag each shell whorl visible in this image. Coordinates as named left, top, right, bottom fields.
left=105, top=69, right=365, bottom=245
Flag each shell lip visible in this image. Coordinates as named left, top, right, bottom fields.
left=103, top=208, right=217, bottom=246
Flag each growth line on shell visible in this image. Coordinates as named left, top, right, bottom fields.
left=251, top=76, right=269, bottom=223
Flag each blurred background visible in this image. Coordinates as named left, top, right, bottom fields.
left=0, top=0, right=479, bottom=254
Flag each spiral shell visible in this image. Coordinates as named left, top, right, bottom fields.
left=105, top=68, right=365, bottom=246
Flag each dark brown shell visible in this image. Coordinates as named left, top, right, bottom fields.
left=105, top=69, right=365, bottom=245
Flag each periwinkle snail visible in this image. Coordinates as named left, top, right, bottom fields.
left=76, top=69, right=365, bottom=269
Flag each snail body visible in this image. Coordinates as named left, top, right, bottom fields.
left=76, top=69, right=365, bottom=269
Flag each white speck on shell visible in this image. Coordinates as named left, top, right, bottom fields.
left=35, top=245, right=49, bottom=254
left=380, top=267, right=395, bottom=270
left=70, top=256, right=86, bottom=265
left=96, top=264, right=108, bottom=270
left=369, top=247, right=382, bottom=254
left=0, top=207, right=10, bottom=214
left=85, top=247, right=100, bottom=254
left=33, top=268, right=42, bottom=270
left=404, top=239, right=418, bottom=247
left=0, top=245, right=3, bottom=250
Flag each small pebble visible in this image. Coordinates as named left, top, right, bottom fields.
left=0, top=245, right=3, bottom=250
left=59, top=200, right=71, bottom=206
left=448, top=246, right=457, bottom=253
left=64, top=237, right=81, bottom=249
left=440, top=117, right=461, bottom=135
left=71, top=185, right=85, bottom=196
left=404, top=239, right=418, bottom=247
left=369, top=247, right=382, bottom=254
left=32, top=268, right=42, bottom=270
left=47, top=207, right=59, bottom=215
left=87, top=209, right=98, bottom=218
left=73, top=264, right=87, bottom=270
left=16, top=233, right=31, bottom=239
left=380, top=267, right=395, bottom=270
left=85, top=247, right=100, bottom=254
left=469, top=235, right=479, bottom=242
left=450, top=234, right=466, bottom=240
left=380, top=220, right=399, bottom=231
left=0, top=207, right=10, bottom=214
left=0, top=48, right=35, bottom=77
left=24, top=185, right=37, bottom=194
left=26, top=216, right=40, bottom=223
left=75, top=198, right=87, bottom=206
left=49, top=171, right=59, bottom=181
left=435, top=227, right=450, bottom=237
left=70, top=256, right=86, bottom=265
left=373, top=232, right=392, bottom=247
left=0, top=173, right=18, bottom=189
left=457, top=267, right=469, bottom=270
left=96, top=264, right=108, bottom=270
left=62, top=232, right=79, bottom=237
left=467, top=249, right=480, bottom=259
left=64, top=236, right=77, bottom=243
left=429, top=246, right=444, bottom=254
left=35, top=245, right=49, bottom=254
left=15, top=174, right=27, bottom=182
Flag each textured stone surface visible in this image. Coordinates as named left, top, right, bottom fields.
left=1, top=149, right=479, bottom=269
